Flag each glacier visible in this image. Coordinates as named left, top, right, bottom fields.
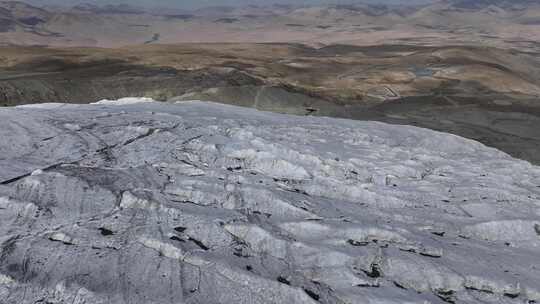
left=0, top=100, right=539, bottom=304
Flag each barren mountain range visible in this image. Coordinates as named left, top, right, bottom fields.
left=0, top=0, right=540, bottom=49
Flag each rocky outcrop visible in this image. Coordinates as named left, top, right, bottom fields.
left=0, top=63, right=263, bottom=107
left=0, top=100, right=539, bottom=303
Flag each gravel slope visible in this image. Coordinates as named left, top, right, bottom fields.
left=1, top=100, right=539, bottom=304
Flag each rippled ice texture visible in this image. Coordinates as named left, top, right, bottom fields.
left=1, top=100, right=540, bottom=304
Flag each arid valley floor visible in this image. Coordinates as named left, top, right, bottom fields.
left=1, top=42, right=540, bottom=164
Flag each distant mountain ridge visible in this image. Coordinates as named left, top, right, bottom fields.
left=71, top=3, right=146, bottom=14
left=0, top=0, right=539, bottom=47
left=446, top=0, right=539, bottom=9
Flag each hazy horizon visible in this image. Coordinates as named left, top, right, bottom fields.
left=23, top=0, right=437, bottom=9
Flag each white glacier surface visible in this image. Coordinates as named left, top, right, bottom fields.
left=0, top=99, right=539, bottom=304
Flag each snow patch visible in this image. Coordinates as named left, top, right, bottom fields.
left=92, top=97, right=157, bottom=105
